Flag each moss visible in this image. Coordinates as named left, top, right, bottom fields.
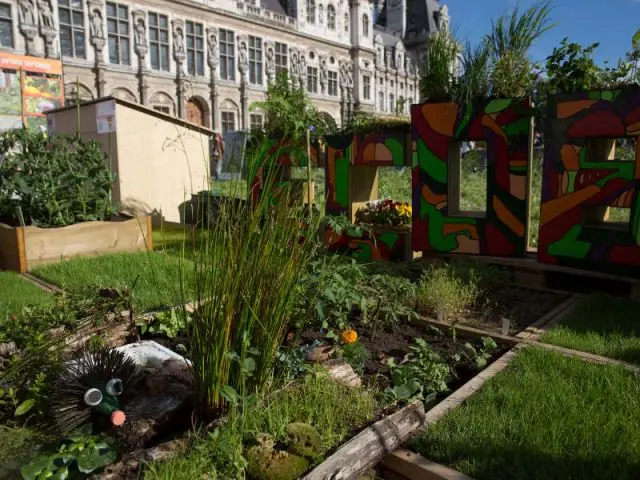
left=284, top=423, right=322, bottom=459
left=245, top=436, right=309, bottom=480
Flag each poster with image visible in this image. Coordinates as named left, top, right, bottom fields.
left=96, top=100, right=117, bottom=134
left=0, top=71, right=22, bottom=116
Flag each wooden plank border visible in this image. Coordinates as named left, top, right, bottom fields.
left=379, top=449, right=475, bottom=480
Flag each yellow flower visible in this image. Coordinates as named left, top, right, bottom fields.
left=341, top=329, right=358, bottom=344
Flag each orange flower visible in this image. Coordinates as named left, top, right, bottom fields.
left=341, top=329, right=358, bottom=344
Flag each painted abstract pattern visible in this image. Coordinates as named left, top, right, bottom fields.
left=324, top=130, right=410, bottom=216
left=411, top=98, right=532, bottom=257
left=249, top=137, right=320, bottom=206
left=324, top=226, right=409, bottom=261
left=538, top=88, right=640, bottom=275
left=324, top=134, right=352, bottom=216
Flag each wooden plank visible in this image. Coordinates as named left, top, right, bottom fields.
left=301, top=401, right=426, bottom=480
left=21, top=273, right=63, bottom=294
left=380, top=450, right=474, bottom=480
left=515, top=294, right=582, bottom=341
left=23, top=216, right=149, bottom=269
left=0, top=223, right=25, bottom=272
left=349, top=165, right=379, bottom=223
left=411, top=316, right=520, bottom=346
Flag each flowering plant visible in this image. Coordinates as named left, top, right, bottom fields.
left=341, top=329, right=358, bottom=344
left=355, top=200, right=412, bottom=228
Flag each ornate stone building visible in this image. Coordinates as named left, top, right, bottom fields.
left=2, top=0, right=447, bottom=131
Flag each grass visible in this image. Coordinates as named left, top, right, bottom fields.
left=0, top=426, right=52, bottom=478
left=145, top=372, right=379, bottom=479
left=0, top=271, right=54, bottom=320
left=411, top=347, right=640, bottom=480
left=31, top=252, right=195, bottom=312
left=541, top=294, right=640, bottom=364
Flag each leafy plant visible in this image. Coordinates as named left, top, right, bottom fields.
left=20, top=427, right=117, bottom=480
left=416, top=264, right=479, bottom=321
left=275, top=347, right=313, bottom=384
left=486, top=1, right=555, bottom=97
left=339, top=342, right=370, bottom=375
left=0, top=128, right=116, bottom=227
left=139, top=308, right=191, bottom=339
left=453, top=337, right=498, bottom=370
left=386, top=338, right=451, bottom=403
left=420, top=30, right=461, bottom=101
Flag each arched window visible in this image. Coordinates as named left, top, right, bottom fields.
left=344, top=13, right=349, bottom=32
left=378, top=91, right=384, bottom=112
left=362, top=14, right=369, bottom=37
left=306, top=0, right=316, bottom=24
left=389, top=94, right=395, bottom=114
left=327, top=5, right=336, bottom=30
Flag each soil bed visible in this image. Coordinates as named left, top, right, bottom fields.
left=300, top=322, right=510, bottom=393
left=457, top=286, right=569, bottom=335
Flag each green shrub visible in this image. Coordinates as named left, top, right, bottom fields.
left=416, top=264, right=479, bottom=321
left=0, top=128, right=116, bottom=227
left=340, top=342, right=370, bottom=375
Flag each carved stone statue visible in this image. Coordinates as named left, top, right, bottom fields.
left=298, top=54, right=307, bottom=88
left=238, top=40, right=249, bottom=77
left=134, top=18, right=146, bottom=48
left=90, top=9, right=104, bottom=39
left=18, top=0, right=37, bottom=27
left=265, top=46, right=275, bottom=82
left=385, top=49, right=392, bottom=68
left=396, top=53, right=403, bottom=71
left=38, top=0, right=55, bottom=30
left=405, top=56, right=413, bottom=74
left=208, top=33, right=217, bottom=62
left=290, top=50, right=300, bottom=81
left=174, top=26, right=185, bottom=57
left=435, top=4, right=449, bottom=31
left=207, top=28, right=219, bottom=70
left=319, top=58, right=328, bottom=92
left=339, top=62, right=348, bottom=88
left=346, top=62, right=354, bottom=89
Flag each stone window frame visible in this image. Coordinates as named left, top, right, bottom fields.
left=250, top=113, right=263, bottom=131
left=0, top=3, right=12, bottom=49
left=327, top=4, right=336, bottom=30
left=248, top=35, right=263, bottom=85
left=221, top=110, right=236, bottom=133
left=362, top=74, right=371, bottom=100
left=219, top=28, right=236, bottom=81
left=186, top=20, right=205, bottom=76
left=106, top=2, right=131, bottom=65
left=327, top=70, right=338, bottom=96
left=362, top=13, right=369, bottom=37
left=58, top=0, right=85, bottom=58
left=275, top=42, right=288, bottom=75
left=148, top=12, right=170, bottom=72
left=307, top=66, right=318, bottom=93
left=152, top=105, right=171, bottom=115
left=306, top=0, right=315, bottom=24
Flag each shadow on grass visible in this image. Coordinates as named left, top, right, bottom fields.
left=541, top=293, right=640, bottom=364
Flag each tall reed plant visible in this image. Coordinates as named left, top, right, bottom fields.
left=454, top=41, right=492, bottom=104
left=419, top=30, right=461, bottom=102
left=186, top=151, right=322, bottom=421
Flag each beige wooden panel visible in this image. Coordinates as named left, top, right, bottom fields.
left=349, top=166, right=379, bottom=223
left=23, top=216, right=150, bottom=269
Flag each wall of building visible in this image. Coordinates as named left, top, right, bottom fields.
left=48, top=99, right=213, bottom=223
left=2, top=0, right=427, bottom=131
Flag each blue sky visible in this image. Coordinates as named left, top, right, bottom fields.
left=445, top=0, right=639, bottom=66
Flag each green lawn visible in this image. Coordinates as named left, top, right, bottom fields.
left=32, top=252, right=195, bottom=312
left=411, top=347, right=640, bottom=480
left=0, top=271, right=54, bottom=320
left=541, top=294, right=640, bottom=364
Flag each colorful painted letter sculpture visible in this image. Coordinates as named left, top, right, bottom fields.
left=411, top=98, right=532, bottom=257
left=538, top=88, right=640, bottom=276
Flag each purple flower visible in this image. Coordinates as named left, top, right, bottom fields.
left=308, top=125, right=316, bottom=132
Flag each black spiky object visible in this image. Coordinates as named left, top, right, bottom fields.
left=50, top=347, right=142, bottom=433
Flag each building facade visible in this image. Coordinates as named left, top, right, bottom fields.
left=3, top=0, right=447, bottom=132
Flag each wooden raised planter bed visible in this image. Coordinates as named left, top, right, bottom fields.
left=0, top=215, right=152, bottom=273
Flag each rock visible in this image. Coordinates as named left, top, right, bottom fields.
left=305, top=345, right=335, bottom=363
left=322, top=359, right=362, bottom=387
left=245, top=442, right=309, bottom=480
left=285, top=423, right=322, bottom=459
left=0, top=341, right=17, bottom=357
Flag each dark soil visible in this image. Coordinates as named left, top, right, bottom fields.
left=461, top=286, right=569, bottom=335
left=300, top=322, right=510, bottom=394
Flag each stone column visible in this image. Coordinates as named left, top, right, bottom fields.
left=88, top=0, right=107, bottom=97
left=172, top=19, right=187, bottom=118
left=132, top=10, right=149, bottom=104
left=18, top=0, right=39, bottom=56
left=207, top=27, right=220, bottom=130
